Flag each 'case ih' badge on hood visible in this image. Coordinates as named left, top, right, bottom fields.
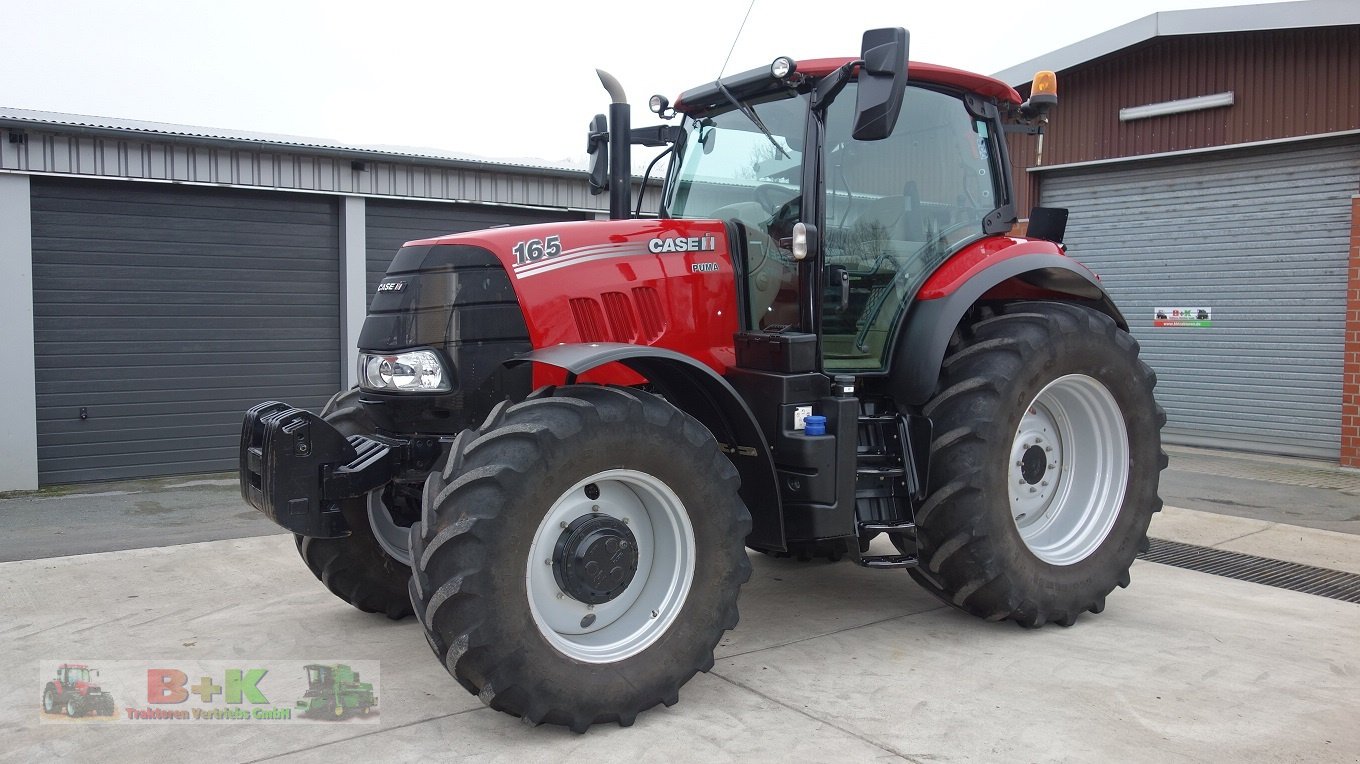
left=648, top=235, right=717, bottom=254
left=377, top=281, right=406, bottom=293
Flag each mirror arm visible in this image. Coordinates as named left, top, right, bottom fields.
left=629, top=125, right=684, bottom=147
left=810, top=60, right=859, bottom=112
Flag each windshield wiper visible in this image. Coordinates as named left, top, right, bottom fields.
left=715, top=81, right=789, bottom=160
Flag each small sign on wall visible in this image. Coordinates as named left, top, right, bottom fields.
left=1154, top=307, right=1212, bottom=328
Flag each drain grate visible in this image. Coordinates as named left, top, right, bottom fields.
left=1138, top=538, right=1360, bottom=603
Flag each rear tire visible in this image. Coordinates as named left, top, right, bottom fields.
left=295, top=389, right=413, bottom=620
left=42, top=686, right=57, bottom=714
left=910, top=302, right=1166, bottom=627
left=409, top=385, right=751, bottom=732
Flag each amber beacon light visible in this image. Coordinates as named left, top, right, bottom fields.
left=1030, top=70, right=1058, bottom=104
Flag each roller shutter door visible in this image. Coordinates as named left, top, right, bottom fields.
left=1040, top=140, right=1358, bottom=459
left=31, top=179, right=340, bottom=484
left=365, top=200, right=592, bottom=296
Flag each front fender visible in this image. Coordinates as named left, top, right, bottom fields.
left=508, top=344, right=785, bottom=550
left=889, top=253, right=1127, bottom=406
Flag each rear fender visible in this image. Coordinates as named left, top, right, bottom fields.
left=889, top=254, right=1126, bottom=406
left=507, top=343, right=784, bottom=550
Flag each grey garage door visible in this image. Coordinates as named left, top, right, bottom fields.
left=31, top=179, right=340, bottom=484
left=1041, top=139, right=1358, bottom=459
left=365, top=200, right=592, bottom=296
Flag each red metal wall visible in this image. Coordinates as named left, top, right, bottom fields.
left=1005, top=25, right=1360, bottom=215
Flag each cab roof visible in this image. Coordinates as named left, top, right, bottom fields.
left=674, top=58, right=1021, bottom=115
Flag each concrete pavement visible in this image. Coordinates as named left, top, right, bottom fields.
left=1159, top=446, right=1360, bottom=535
left=0, top=475, right=275, bottom=562
left=3, top=507, right=1358, bottom=763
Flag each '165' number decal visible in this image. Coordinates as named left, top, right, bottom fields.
left=513, top=235, right=562, bottom=265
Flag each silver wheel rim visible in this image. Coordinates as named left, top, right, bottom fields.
left=367, top=489, right=412, bottom=567
left=526, top=469, right=696, bottom=664
left=1009, top=374, right=1129, bottom=566
left=44, top=690, right=53, bottom=712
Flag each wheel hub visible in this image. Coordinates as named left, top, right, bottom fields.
left=1020, top=444, right=1047, bottom=484
left=553, top=515, right=639, bottom=605
left=1010, top=404, right=1063, bottom=523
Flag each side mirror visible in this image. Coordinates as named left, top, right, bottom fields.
left=851, top=27, right=909, bottom=141
left=586, top=114, right=609, bottom=196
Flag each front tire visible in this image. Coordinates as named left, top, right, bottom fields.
left=910, top=302, right=1166, bottom=627
left=409, top=385, right=752, bottom=732
left=295, top=389, right=414, bottom=620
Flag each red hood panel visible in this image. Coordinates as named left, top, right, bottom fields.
left=412, top=219, right=741, bottom=376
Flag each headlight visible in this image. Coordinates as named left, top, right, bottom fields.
left=359, top=350, right=451, bottom=393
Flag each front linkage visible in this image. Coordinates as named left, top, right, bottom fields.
left=239, top=402, right=441, bottom=538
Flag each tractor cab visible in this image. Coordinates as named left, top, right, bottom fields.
left=57, top=664, right=94, bottom=687
left=660, top=56, right=1015, bottom=373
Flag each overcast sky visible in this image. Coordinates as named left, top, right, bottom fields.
left=2, top=0, right=1283, bottom=168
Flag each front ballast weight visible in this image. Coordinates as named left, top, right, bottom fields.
left=239, top=401, right=439, bottom=538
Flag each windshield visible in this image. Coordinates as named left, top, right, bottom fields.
left=664, top=92, right=808, bottom=220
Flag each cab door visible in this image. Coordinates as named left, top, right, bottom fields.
left=818, top=84, right=1007, bottom=372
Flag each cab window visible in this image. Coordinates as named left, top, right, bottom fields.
left=665, top=93, right=810, bottom=329
left=821, top=84, right=1004, bottom=371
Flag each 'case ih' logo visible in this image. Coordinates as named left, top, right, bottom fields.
left=648, top=236, right=717, bottom=254
left=376, top=281, right=406, bottom=293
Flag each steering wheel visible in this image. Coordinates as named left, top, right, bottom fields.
left=755, top=183, right=797, bottom=215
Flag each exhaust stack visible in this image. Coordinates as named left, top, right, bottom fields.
left=596, top=70, right=632, bottom=220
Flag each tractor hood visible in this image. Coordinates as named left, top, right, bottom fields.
left=400, top=218, right=742, bottom=375
left=357, top=218, right=742, bottom=435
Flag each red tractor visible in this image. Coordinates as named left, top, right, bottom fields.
left=241, top=28, right=1163, bottom=732
left=43, top=664, right=116, bottom=717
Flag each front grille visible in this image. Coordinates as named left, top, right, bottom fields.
left=1138, top=538, right=1360, bottom=603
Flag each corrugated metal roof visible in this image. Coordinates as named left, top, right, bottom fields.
left=0, top=106, right=588, bottom=179
left=993, top=0, right=1360, bottom=85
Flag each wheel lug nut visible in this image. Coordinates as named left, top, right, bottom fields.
left=559, top=521, right=568, bottom=529
left=591, top=505, right=600, bottom=513
left=1028, top=487, right=1037, bottom=493
left=1046, top=446, right=1053, bottom=452
left=1015, top=461, right=1023, bottom=467
left=556, top=592, right=564, bottom=600
left=545, top=559, right=553, bottom=566
left=1041, top=480, right=1049, bottom=487
left=622, top=517, right=629, bottom=524
left=1018, top=479, right=1026, bottom=485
